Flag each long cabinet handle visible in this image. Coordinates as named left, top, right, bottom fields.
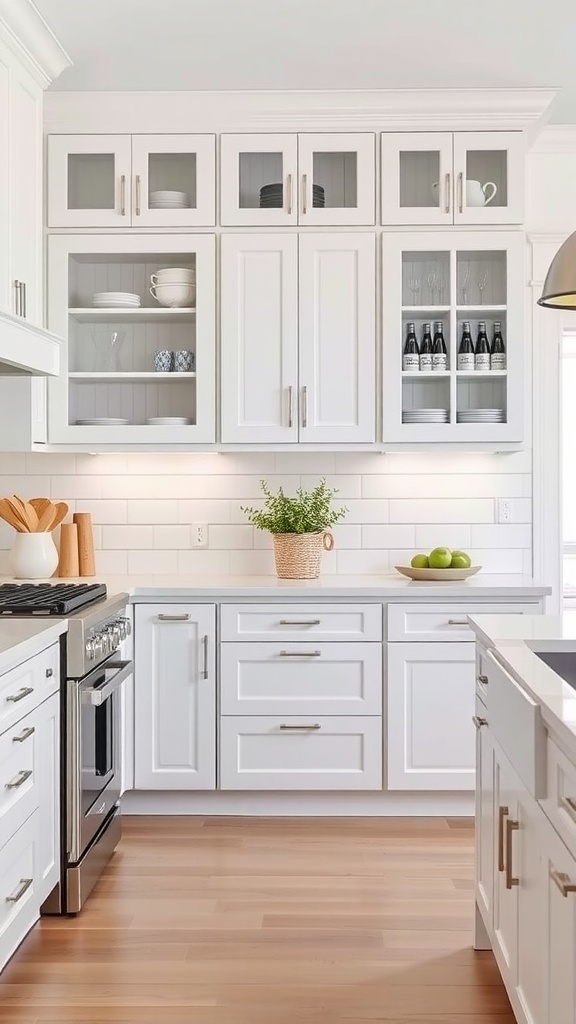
left=5, top=769, right=32, bottom=790
left=445, top=172, right=451, bottom=213
left=302, top=173, right=308, bottom=215
left=287, top=173, right=293, bottom=215
left=280, top=723, right=321, bottom=731
left=472, top=715, right=488, bottom=729
left=13, top=280, right=21, bottom=317
left=447, top=619, right=469, bottom=626
left=550, top=868, right=576, bottom=897
left=279, top=619, right=321, bottom=626
left=301, top=385, right=308, bottom=428
left=21, top=282, right=27, bottom=319
left=505, top=818, right=519, bottom=889
left=561, top=795, right=576, bottom=821
left=458, top=171, right=464, bottom=213
left=287, top=385, right=293, bottom=428
left=279, top=650, right=321, bottom=657
left=120, top=174, right=126, bottom=216
left=498, top=805, right=508, bottom=873
left=6, top=687, right=34, bottom=704
left=202, top=634, right=209, bottom=679
left=135, top=174, right=141, bottom=216
left=12, top=726, right=35, bottom=744
left=157, top=613, right=190, bottom=621
left=5, top=877, right=33, bottom=904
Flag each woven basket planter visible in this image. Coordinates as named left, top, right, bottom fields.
left=272, top=531, right=335, bottom=580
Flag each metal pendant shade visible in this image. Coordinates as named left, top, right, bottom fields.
left=538, top=231, right=576, bottom=309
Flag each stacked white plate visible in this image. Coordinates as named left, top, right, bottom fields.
left=146, top=416, right=193, bottom=425
left=402, top=408, right=449, bottom=423
left=149, top=190, right=191, bottom=209
left=457, top=408, right=505, bottom=423
left=93, top=292, right=141, bottom=308
left=76, top=418, right=130, bottom=426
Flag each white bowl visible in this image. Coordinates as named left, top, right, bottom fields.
left=149, top=283, right=196, bottom=308
left=151, top=269, right=195, bottom=286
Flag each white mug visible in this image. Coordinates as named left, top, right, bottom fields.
left=466, top=179, right=497, bottom=207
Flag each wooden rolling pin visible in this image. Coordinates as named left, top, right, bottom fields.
left=73, top=512, right=96, bottom=577
left=58, top=523, right=79, bottom=578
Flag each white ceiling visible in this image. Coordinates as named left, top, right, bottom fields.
left=35, top=0, right=574, bottom=122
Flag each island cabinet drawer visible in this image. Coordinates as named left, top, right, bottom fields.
left=0, top=642, right=59, bottom=735
left=220, top=643, right=382, bottom=716
left=0, top=706, right=39, bottom=851
left=541, top=737, right=576, bottom=853
left=0, top=810, right=38, bottom=973
left=219, top=716, right=382, bottom=791
left=386, top=603, right=542, bottom=643
left=486, top=650, right=546, bottom=798
left=220, top=604, right=382, bottom=642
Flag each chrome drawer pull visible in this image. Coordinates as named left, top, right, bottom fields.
left=5, top=878, right=32, bottom=904
left=202, top=634, right=209, bottom=679
left=505, top=818, right=519, bottom=889
left=12, top=726, right=35, bottom=744
left=551, top=868, right=576, bottom=897
left=477, top=674, right=489, bottom=685
left=120, top=174, right=126, bottom=215
left=5, top=769, right=32, bottom=790
left=279, top=620, right=321, bottom=626
left=447, top=619, right=469, bottom=626
left=472, top=715, right=488, bottom=729
left=6, top=687, right=34, bottom=704
left=561, top=795, right=576, bottom=821
left=157, top=614, right=190, bottom=621
left=498, top=805, right=508, bottom=872
left=278, top=650, right=321, bottom=657
left=279, top=723, right=321, bottom=730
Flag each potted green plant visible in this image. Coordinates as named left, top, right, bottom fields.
left=241, top=478, right=347, bottom=579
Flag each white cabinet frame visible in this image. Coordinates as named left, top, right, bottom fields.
left=48, top=135, right=132, bottom=228
left=131, top=134, right=215, bottom=227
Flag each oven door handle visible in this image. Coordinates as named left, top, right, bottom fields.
left=83, top=660, right=132, bottom=706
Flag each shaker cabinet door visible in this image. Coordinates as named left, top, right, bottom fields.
left=48, top=135, right=132, bottom=228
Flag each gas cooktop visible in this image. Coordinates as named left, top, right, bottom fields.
left=0, top=582, right=107, bottom=616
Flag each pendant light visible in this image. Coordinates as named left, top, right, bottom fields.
left=538, top=231, right=576, bottom=309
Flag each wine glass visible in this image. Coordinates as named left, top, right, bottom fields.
left=91, top=328, right=125, bottom=372
left=409, top=276, right=421, bottom=304
left=477, top=269, right=488, bottom=305
left=427, top=271, right=439, bottom=305
left=460, top=264, right=470, bottom=305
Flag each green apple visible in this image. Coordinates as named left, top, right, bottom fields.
left=429, top=546, right=452, bottom=569
left=450, top=550, right=472, bottom=569
left=411, top=553, right=429, bottom=568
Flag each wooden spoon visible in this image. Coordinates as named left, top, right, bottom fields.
left=30, top=497, right=53, bottom=519
left=5, top=497, right=30, bottom=532
left=36, top=504, right=57, bottom=532
left=50, top=502, right=70, bottom=532
left=14, top=496, right=39, bottom=532
left=0, top=498, right=27, bottom=532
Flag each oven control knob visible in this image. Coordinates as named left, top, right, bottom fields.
left=86, top=638, right=95, bottom=660
left=116, top=618, right=127, bottom=641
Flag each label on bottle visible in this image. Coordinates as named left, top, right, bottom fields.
left=475, top=352, right=491, bottom=371
left=403, top=353, right=420, bottom=371
left=419, top=352, right=432, bottom=371
left=432, top=353, right=447, bottom=371
left=457, top=353, right=475, bottom=371
left=490, top=353, right=506, bottom=371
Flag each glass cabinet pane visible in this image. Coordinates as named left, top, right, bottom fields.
left=399, top=151, right=440, bottom=209
left=464, top=150, right=508, bottom=209
left=312, top=151, right=357, bottom=209
left=238, top=152, right=284, bottom=209
left=147, top=153, right=197, bottom=210
left=402, top=251, right=450, bottom=306
left=456, top=250, right=506, bottom=306
left=67, top=153, right=115, bottom=211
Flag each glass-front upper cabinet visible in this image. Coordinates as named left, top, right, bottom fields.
left=220, top=133, right=375, bottom=226
left=382, top=132, right=524, bottom=226
left=48, top=135, right=216, bottom=228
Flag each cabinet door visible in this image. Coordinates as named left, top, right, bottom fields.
left=48, top=135, right=132, bottom=227
left=9, top=62, right=42, bottom=325
left=453, top=132, right=525, bottom=226
left=543, top=820, right=576, bottom=1024
left=386, top=642, right=475, bottom=790
left=381, top=132, right=453, bottom=226
left=220, top=134, right=298, bottom=226
left=298, top=133, right=375, bottom=226
left=134, top=604, right=216, bottom=790
left=515, top=783, right=547, bottom=1024
left=299, top=233, right=375, bottom=443
left=131, top=134, right=215, bottom=227
left=493, top=749, right=519, bottom=983
left=37, top=693, right=60, bottom=903
left=474, top=700, right=494, bottom=927
left=220, top=234, right=298, bottom=442
left=0, top=43, right=9, bottom=316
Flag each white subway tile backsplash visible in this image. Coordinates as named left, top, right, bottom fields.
left=362, top=525, right=416, bottom=549
left=469, top=549, right=525, bottom=574
left=128, top=500, right=178, bottom=524
left=95, top=550, right=128, bottom=575
left=415, top=525, right=472, bottom=549
left=275, top=453, right=336, bottom=474
left=26, top=453, right=76, bottom=475
left=300, top=474, right=362, bottom=499
left=339, top=499, right=389, bottom=524
left=336, top=549, right=388, bottom=574
left=510, top=498, right=533, bottom=523
left=153, top=525, right=192, bottom=549
left=389, top=499, right=494, bottom=524
left=331, top=524, right=362, bottom=549
left=228, top=549, right=276, bottom=575
left=79, top=500, right=128, bottom=525
left=1, top=476, right=51, bottom=499
left=471, top=524, right=533, bottom=549
left=209, top=525, right=253, bottom=550
left=54, top=476, right=101, bottom=500
left=363, top=474, right=526, bottom=499
left=128, top=550, right=178, bottom=575
left=178, top=549, right=231, bottom=574
left=102, top=525, right=154, bottom=550
left=178, top=500, right=231, bottom=524
left=0, top=454, right=26, bottom=474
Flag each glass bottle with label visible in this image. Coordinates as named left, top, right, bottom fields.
left=402, top=321, right=419, bottom=371
left=431, top=321, right=447, bottom=372
left=419, top=322, right=432, bottom=371
left=490, top=321, right=506, bottom=370
left=475, top=321, right=491, bottom=372
left=457, top=321, right=475, bottom=371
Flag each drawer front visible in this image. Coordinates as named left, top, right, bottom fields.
left=541, top=737, right=576, bottom=853
left=220, top=643, right=382, bottom=716
left=220, top=604, right=382, bottom=642
left=476, top=644, right=490, bottom=701
left=0, top=707, right=39, bottom=850
left=219, top=716, right=382, bottom=790
left=387, top=603, right=542, bottom=643
left=0, top=642, right=59, bottom=735
left=0, top=810, right=38, bottom=972
left=486, top=650, right=546, bottom=798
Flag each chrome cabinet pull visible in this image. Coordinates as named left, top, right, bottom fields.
left=505, top=818, right=519, bottom=889
left=135, top=174, right=142, bottom=216
left=120, top=174, right=126, bottom=216
left=445, top=171, right=451, bottom=213
left=21, top=282, right=27, bottom=319
left=13, top=280, right=21, bottom=316
left=301, top=385, right=308, bottom=428
left=302, top=173, right=308, bottom=215
left=279, top=650, right=321, bottom=657
left=477, top=674, right=489, bottom=685
left=6, top=687, right=34, bottom=704
left=5, top=878, right=32, bottom=904
left=12, top=726, right=34, bottom=744
left=458, top=171, right=464, bottom=213
left=202, top=634, right=209, bottom=679
left=287, top=385, right=294, bottom=428
left=280, top=723, right=321, bottom=730
left=561, top=795, right=576, bottom=821
left=5, top=769, right=32, bottom=790
left=447, top=619, right=469, bottom=626
left=46, top=668, right=54, bottom=678
left=286, top=173, right=293, bottom=215
left=157, top=613, right=190, bottom=621
left=279, top=619, right=321, bottom=626
left=551, top=868, right=576, bottom=897
left=498, top=805, right=508, bottom=872
left=472, top=715, right=488, bottom=729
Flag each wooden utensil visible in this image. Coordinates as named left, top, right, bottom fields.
left=37, top=505, right=57, bottom=533
left=57, top=522, right=79, bottom=577
left=15, top=497, right=39, bottom=532
left=0, top=498, right=27, bottom=532
left=30, top=497, right=53, bottom=520
left=5, top=497, right=30, bottom=532
left=73, top=512, right=96, bottom=577
left=50, top=502, right=69, bottom=531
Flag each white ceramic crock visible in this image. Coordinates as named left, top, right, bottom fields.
left=9, top=533, right=59, bottom=580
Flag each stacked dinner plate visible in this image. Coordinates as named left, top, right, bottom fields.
left=92, top=292, right=141, bottom=308
left=402, top=408, right=449, bottom=424
left=258, top=182, right=326, bottom=208
left=149, top=190, right=191, bottom=209
left=457, top=408, right=505, bottom=423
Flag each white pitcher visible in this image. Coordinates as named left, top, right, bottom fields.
left=466, top=179, right=497, bottom=207
left=10, top=533, right=58, bottom=579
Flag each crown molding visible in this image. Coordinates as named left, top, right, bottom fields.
left=529, top=125, right=576, bottom=153
left=0, top=0, right=71, bottom=87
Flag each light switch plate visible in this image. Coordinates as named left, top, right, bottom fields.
left=497, top=499, right=512, bottom=523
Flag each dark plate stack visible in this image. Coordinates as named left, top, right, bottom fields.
left=259, top=182, right=326, bottom=208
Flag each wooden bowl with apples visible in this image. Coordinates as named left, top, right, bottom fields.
left=395, top=547, right=481, bottom=581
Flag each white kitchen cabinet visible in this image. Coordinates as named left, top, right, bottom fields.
left=0, top=809, right=38, bottom=974
left=221, top=232, right=375, bottom=443
left=220, top=133, right=375, bottom=226
left=474, top=699, right=494, bottom=926
left=386, top=642, right=476, bottom=790
left=36, top=692, right=60, bottom=903
left=543, top=819, right=576, bottom=1024
left=221, top=603, right=382, bottom=642
left=382, top=131, right=524, bottom=226
left=492, top=747, right=519, bottom=981
left=382, top=230, right=524, bottom=445
left=48, top=134, right=216, bottom=227
left=134, top=604, right=216, bottom=790
left=47, top=233, right=216, bottom=445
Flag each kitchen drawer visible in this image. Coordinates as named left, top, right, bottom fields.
left=220, top=604, right=382, bottom=642
left=219, top=716, right=382, bottom=791
left=486, top=650, right=546, bottom=798
left=386, top=603, right=542, bottom=643
left=541, top=737, right=576, bottom=854
left=476, top=644, right=490, bottom=701
left=0, top=706, right=39, bottom=850
left=0, top=810, right=38, bottom=974
left=0, top=642, right=59, bottom=735
left=220, top=642, right=382, bottom=716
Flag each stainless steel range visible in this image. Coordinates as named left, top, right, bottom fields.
left=0, top=582, right=131, bottom=913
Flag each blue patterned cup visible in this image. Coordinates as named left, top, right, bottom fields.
left=153, top=350, right=174, bottom=372
left=174, top=350, right=195, bottom=372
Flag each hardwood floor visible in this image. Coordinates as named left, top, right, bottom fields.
left=0, top=816, right=514, bottom=1024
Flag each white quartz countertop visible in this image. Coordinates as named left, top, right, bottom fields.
left=0, top=619, right=66, bottom=676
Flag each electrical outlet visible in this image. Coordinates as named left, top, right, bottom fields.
left=497, top=499, right=512, bottom=524
left=191, top=524, right=208, bottom=548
